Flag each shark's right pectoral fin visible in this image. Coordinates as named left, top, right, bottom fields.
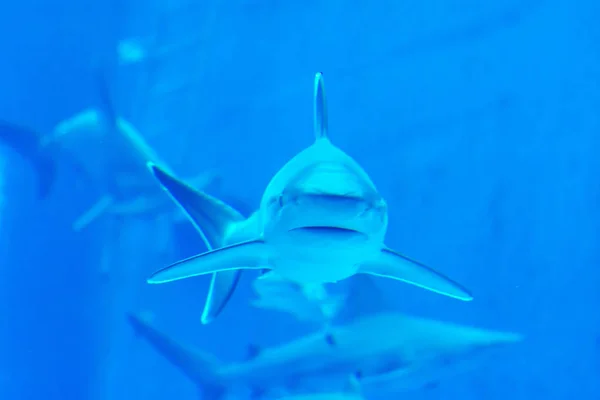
left=358, top=247, right=473, bottom=301
left=148, top=240, right=269, bottom=284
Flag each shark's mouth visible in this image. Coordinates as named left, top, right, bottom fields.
left=289, top=226, right=367, bottom=239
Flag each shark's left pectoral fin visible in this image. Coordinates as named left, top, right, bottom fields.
left=148, top=240, right=269, bottom=284
left=358, top=247, right=473, bottom=301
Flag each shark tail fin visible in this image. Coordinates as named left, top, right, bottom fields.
left=313, top=72, right=328, bottom=140
left=126, top=312, right=227, bottom=400
left=147, top=162, right=247, bottom=324
left=0, top=120, right=57, bottom=198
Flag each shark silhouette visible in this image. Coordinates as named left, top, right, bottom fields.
left=0, top=72, right=218, bottom=231
left=127, top=296, right=521, bottom=400
left=145, top=72, right=472, bottom=323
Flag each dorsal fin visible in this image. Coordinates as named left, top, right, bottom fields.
left=313, top=72, right=328, bottom=140
left=94, top=66, right=119, bottom=133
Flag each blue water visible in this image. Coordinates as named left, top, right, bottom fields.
left=1, top=0, right=599, bottom=399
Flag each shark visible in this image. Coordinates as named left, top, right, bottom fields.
left=45, top=108, right=218, bottom=232
left=0, top=73, right=219, bottom=232
left=145, top=72, right=472, bottom=323
left=45, top=75, right=221, bottom=231
left=126, top=298, right=522, bottom=399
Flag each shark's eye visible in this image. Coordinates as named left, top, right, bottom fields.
left=276, top=192, right=297, bottom=208
left=371, top=198, right=387, bottom=213
left=268, top=195, right=285, bottom=209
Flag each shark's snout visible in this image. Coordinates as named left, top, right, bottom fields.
left=286, top=162, right=376, bottom=200
left=279, top=191, right=367, bottom=211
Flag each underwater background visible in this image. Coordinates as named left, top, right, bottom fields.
left=1, top=0, right=599, bottom=399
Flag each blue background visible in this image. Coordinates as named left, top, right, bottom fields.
left=0, top=0, right=599, bottom=398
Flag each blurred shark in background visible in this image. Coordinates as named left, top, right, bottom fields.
left=0, top=71, right=220, bottom=232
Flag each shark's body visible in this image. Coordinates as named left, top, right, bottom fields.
left=43, top=106, right=218, bottom=231
left=146, top=72, right=472, bottom=323
left=138, top=158, right=338, bottom=323
left=0, top=73, right=218, bottom=231
left=127, top=308, right=522, bottom=400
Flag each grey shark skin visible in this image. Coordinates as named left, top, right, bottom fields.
left=126, top=310, right=522, bottom=399
left=146, top=72, right=472, bottom=320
